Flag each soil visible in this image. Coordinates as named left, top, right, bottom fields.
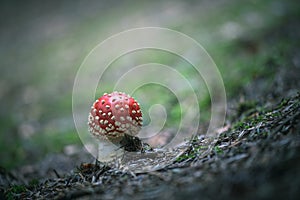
left=1, top=8, right=300, bottom=200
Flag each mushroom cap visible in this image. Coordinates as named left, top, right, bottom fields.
left=88, top=92, right=143, bottom=142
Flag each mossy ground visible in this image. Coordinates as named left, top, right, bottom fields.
left=2, top=87, right=299, bottom=200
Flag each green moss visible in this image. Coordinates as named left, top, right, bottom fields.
left=175, top=154, right=195, bottom=162
left=5, top=185, right=27, bottom=200
left=28, top=179, right=39, bottom=188
left=214, top=146, right=224, bottom=155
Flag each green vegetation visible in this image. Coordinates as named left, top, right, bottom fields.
left=5, top=184, right=27, bottom=200
left=1, top=0, right=300, bottom=169
left=175, top=135, right=210, bottom=162
left=175, top=93, right=300, bottom=164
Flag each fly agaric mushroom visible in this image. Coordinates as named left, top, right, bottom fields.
left=88, top=91, right=143, bottom=162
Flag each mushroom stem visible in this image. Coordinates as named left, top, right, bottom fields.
left=97, top=139, right=124, bottom=162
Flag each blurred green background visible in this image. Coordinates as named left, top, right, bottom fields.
left=0, top=0, right=299, bottom=169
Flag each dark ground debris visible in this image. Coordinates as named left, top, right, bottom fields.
left=1, top=92, right=299, bottom=200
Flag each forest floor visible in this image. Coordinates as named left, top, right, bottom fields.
left=1, top=6, right=300, bottom=200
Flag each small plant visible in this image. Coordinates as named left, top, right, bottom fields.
left=214, top=146, right=223, bottom=154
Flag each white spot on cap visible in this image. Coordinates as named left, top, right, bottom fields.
left=126, top=116, right=132, bottom=121
left=115, top=121, right=121, bottom=126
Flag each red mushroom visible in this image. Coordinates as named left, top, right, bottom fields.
left=88, top=91, right=143, bottom=161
